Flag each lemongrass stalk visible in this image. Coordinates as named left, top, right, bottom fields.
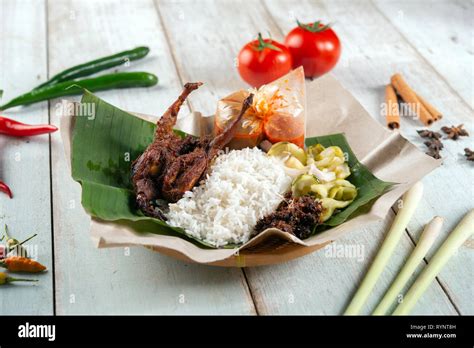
left=373, top=216, right=443, bottom=315
left=344, top=182, right=424, bottom=315
left=393, top=210, right=474, bottom=315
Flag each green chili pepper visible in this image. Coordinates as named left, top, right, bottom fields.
left=0, top=72, right=158, bottom=110
left=34, top=46, right=150, bottom=90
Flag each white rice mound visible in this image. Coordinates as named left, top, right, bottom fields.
left=166, top=147, right=291, bottom=247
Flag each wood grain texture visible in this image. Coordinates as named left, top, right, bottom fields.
left=0, top=0, right=54, bottom=314
left=374, top=0, right=474, bottom=109
left=263, top=0, right=473, bottom=314
left=48, top=0, right=255, bottom=314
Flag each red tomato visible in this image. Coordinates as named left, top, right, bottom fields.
left=285, top=21, right=341, bottom=78
left=237, top=33, right=292, bottom=88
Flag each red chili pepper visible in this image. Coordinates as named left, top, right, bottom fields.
left=0, top=256, right=47, bottom=273
left=0, top=180, right=12, bottom=199
left=0, top=115, right=57, bottom=137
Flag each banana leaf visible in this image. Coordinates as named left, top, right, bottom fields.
left=71, top=91, right=394, bottom=248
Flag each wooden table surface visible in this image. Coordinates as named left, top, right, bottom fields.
left=0, top=0, right=472, bottom=315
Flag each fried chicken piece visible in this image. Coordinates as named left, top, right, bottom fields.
left=131, top=82, right=253, bottom=219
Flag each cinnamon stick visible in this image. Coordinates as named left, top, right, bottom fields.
left=415, top=92, right=442, bottom=121
left=385, top=84, right=400, bottom=129
left=390, top=73, right=434, bottom=126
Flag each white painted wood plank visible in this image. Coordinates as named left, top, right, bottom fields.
left=258, top=0, right=472, bottom=314
left=158, top=0, right=459, bottom=314
left=374, top=0, right=474, bottom=109
left=48, top=0, right=255, bottom=314
left=0, top=0, right=53, bottom=314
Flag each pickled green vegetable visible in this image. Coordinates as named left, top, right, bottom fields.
left=309, top=180, right=357, bottom=221
left=328, top=182, right=357, bottom=201
left=268, top=141, right=307, bottom=164
left=292, top=174, right=319, bottom=197
left=307, top=143, right=325, bottom=159
left=285, top=155, right=305, bottom=169
left=320, top=198, right=353, bottom=222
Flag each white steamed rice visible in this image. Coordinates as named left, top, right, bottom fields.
left=166, top=147, right=291, bottom=247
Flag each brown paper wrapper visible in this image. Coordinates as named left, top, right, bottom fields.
left=60, top=74, right=440, bottom=267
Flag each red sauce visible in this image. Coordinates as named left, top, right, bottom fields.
left=263, top=112, right=305, bottom=148
left=214, top=118, right=264, bottom=149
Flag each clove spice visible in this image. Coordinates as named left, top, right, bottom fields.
left=418, top=129, right=444, bottom=159
left=464, top=148, right=474, bottom=161
left=417, top=129, right=441, bottom=140
left=441, top=124, right=469, bottom=140
left=424, top=139, right=443, bottom=159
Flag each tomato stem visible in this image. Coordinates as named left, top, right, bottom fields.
left=296, top=19, right=331, bottom=33
left=255, top=33, right=282, bottom=52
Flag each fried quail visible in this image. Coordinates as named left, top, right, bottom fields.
left=131, top=82, right=253, bottom=219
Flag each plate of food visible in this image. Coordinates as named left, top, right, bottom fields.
left=60, top=68, right=439, bottom=266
